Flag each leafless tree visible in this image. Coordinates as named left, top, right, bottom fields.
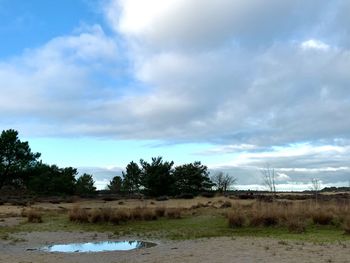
left=261, top=164, right=276, bottom=194
left=310, top=178, right=321, bottom=204
left=211, top=171, right=236, bottom=194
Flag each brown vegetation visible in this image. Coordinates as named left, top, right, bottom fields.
left=227, top=200, right=350, bottom=232
left=25, top=208, right=43, bottom=223
left=68, top=205, right=178, bottom=224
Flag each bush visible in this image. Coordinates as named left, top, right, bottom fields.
left=130, top=207, right=157, bottom=221
left=26, top=209, right=43, bottom=223
left=68, top=206, right=89, bottom=223
left=220, top=201, right=232, bottom=208
left=166, top=208, right=182, bottom=219
left=130, top=207, right=144, bottom=220
left=156, top=196, right=169, bottom=201
left=249, top=211, right=279, bottom=227
left=155, top=207, right=166, bottom=217
left=227, top=211, right=245, bottom=228
left=312, top=210, right=334, bottom=225
left=89, top=209, right=104, bottom=223
left=343, top=217, right=350, bottom=235
left=109, top=209, right=130, bottom=225
left=286, top=218, right=306, bottom=233
left=142, top=208, right=157, bottom=221
left=101, top=207, right=113, bottom=222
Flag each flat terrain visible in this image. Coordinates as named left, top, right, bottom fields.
left=1, top=196, right=350, bottom=263
left=1, top=232, right=349, bottom=263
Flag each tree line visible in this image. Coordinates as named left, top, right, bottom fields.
left=106, top=158, right=215, bottom=197
left=0, top=129, right=95, bottom=196
left=0, top=129, right=236, bottom=197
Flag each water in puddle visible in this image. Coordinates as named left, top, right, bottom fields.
left=42, top=240, right=156, bottom=253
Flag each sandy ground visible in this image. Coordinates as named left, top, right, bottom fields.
left=0, top=231, right=349, bottom=263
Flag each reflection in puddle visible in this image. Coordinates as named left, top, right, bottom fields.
left=42, top=240, right=156, bottom=253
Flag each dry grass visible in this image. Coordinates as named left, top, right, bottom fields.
left=68, top=206, right=89, bottom=223
left=26, top=209, right=43, bottom=223
left=166, top=208, right=182, bottom=219
left=227, top=211, right=245, bottom=228
left=286, top=218, right=307, bottom=233
left=130, top=207, right=157, bottom=221
left=312, top=210, right=334, bottom=225
left=343, top=217, right=350, bottom=235
left=227, top=200, right=350, bottom=232
left=68, top=206, right=170, bottom=224
left=155, top=207, right=166, bottom=217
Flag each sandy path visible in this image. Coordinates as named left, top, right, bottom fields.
left=0, top=231, right=349, bottom=263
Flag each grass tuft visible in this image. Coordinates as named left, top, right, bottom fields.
left=26, top=209, right=43, bottom=223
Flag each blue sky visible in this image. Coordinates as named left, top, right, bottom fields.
left=1, top=0, right=350, bottom=190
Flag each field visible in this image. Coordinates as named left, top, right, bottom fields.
left=1, top=195, right=350, bottom=262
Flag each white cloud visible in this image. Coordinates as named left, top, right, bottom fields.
left=1, top=1, right=350, bottom=191
left=301, top=39, right=330, bottom=51
left=276, top=173, right=290, bottom=181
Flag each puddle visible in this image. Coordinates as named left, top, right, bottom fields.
left=41, top=240, right=156, bottom=253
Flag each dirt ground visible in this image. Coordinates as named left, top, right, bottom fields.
left=0, top=231, right=349, bottom=263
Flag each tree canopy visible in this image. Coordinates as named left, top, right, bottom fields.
left=0, top=129, right=41, bottom=188
left=76, top=173, right=96, bottom=196
left=107, top=175, right=123, bottom=193
left=140, top=157, right=175, bottom=197
left=0, top=129, right=97, bottom=196
left=122, top=161, right=141, bottom=193
left=173, top=161, right=213, bottom=195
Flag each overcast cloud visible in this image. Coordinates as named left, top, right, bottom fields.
left=1, top=0, right=349, bottom=189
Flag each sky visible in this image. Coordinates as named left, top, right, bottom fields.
left=1, top=0, right=350, bottom=190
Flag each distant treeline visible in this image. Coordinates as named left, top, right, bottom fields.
left=0, top=129, right=96, bottom=196
left=0, top=129, right=235, bottom=197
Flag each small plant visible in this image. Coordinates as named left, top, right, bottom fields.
left=343, top=217, right=350, bottom=235
left=68, top=206, right=89, bottom=223
left=166, top=208, right=182, bottom=219
left=89, top=209, right=104, bottom=223
left=142, top=208, right=157, bottom=221
left=220, top=201, right=232, bottom=208
left=101, top=207, right=113, bottom=222
left=109, top=209, right=130, bottom=225
left=312, top=210, right=334, bottom=225
left=130, top=207, right=144, bottom=220
left=227, top=211, right=245, bottom=228
left=155, top=207, right=166, bottom=217
left=286, top=218, right=306, bottom=233
left=156, top=196, right=169, bottom=201
left=249, top=211, right=279, bottom=227
left=26, top=209, right=43, bottom=223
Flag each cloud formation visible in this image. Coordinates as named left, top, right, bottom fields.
left=100, top=0, right=350, bottom=146
left=1, top=1, right=350, bottom=188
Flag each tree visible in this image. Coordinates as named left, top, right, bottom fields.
left=107, top=176, right=123, bottom=193
left=211, top=171, right=236, bottom=193
left=310, top=178, right=321, bottom=204
left=140, top=157, right=174, bottom=197
left=261, top=164, right=276, bottom=194
left=173, top=162, right=214, bottom=195
left=26, top=164, right=77, bottom=195
left=122, top=161, right=141, bottom=193
left=0, top=129, right=41, bottom=188
left=76, top=173, right=96, bottom=196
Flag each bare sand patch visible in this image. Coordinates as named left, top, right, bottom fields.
left=0, top=231, right=349, bottom=263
